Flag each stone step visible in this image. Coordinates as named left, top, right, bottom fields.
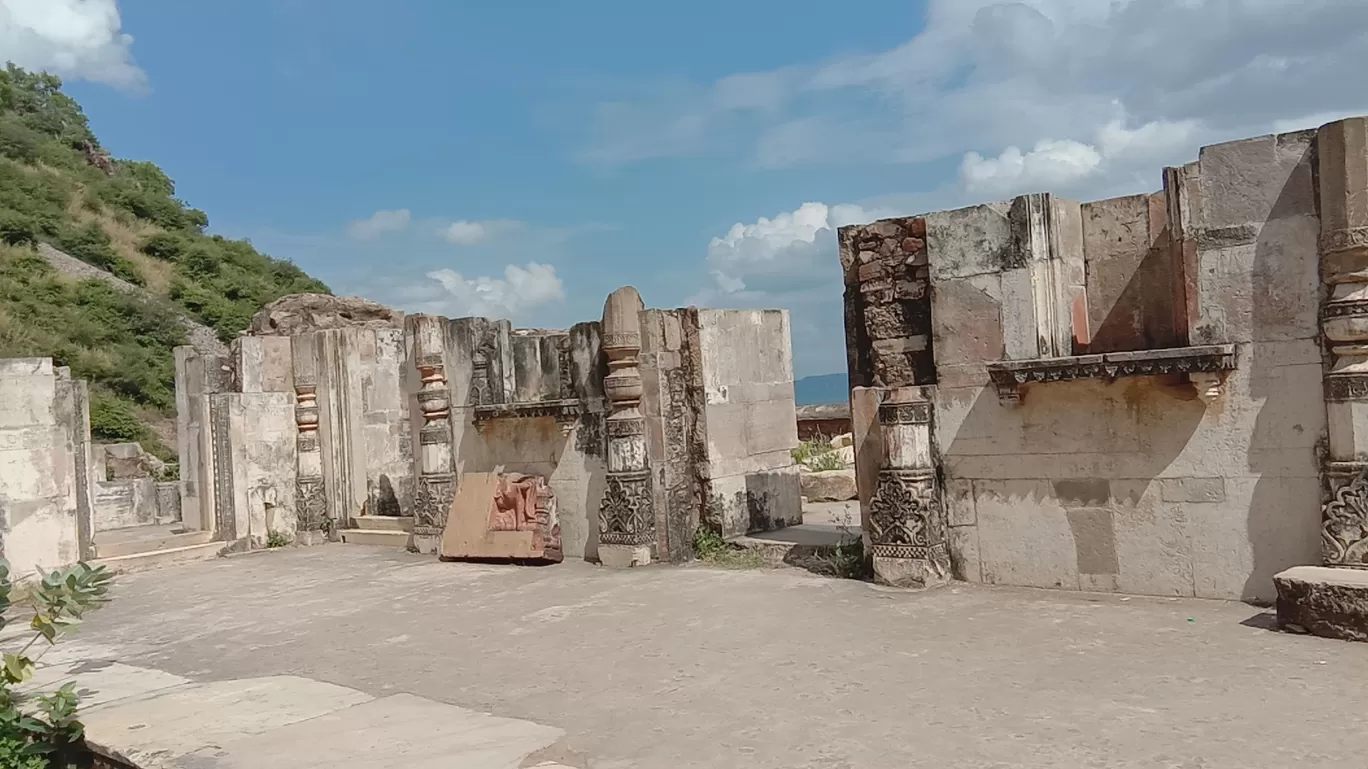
left=340, top=529, right=412, bottom=548
left=91, top=541, right=224, bottom=574
left=94, top=526, right=213, bottom=559
left=731, top=531, right=846, bottom=568
left=350, top=515, right=414, bottom=533
left=1274, top=565, right=1368, bottom=642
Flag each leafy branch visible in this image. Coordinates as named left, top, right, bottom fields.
left=0, top=560, right=113, bottom=767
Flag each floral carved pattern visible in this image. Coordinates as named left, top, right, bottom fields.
left=1324, top=468, right=1368, bottom=568
left=414, top=472, right=456, bottom=534
left=599, top=470, right=653, bottom=547
left=868, top=469, right=949, bottom=568
left=296, top=477, right=328, bottom=532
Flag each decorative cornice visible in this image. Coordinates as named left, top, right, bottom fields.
left=986, top=345, right=1238, bottom=405
left=472, top=398, right=582, bottom=431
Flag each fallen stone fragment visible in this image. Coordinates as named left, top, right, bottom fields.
left=1274, top=566, right=1368, bottom=643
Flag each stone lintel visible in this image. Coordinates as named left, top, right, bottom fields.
left=985, top=344, right=1237, bottom=404
left=471, top=398, right=582, bottom=434
left=1275, top=566, right=1368, bottom=642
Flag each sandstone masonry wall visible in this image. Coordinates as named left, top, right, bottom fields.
left=844, top=128, right=1326, bottom=602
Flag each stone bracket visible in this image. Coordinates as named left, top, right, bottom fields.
left=986, top=344, right=1237, bottom=405
left=472, top=398, right=582, bottom=435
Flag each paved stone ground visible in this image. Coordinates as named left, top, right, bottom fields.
left=64, top=546, right=1368, bottom=768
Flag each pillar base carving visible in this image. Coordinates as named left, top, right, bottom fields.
left=1323, top=461, right=1368, bottom=569
left=413, top=471, right=456, bottom=554
left=599, top=469, right=654, bottom=567
left=868, top=468, right=951, bottom=589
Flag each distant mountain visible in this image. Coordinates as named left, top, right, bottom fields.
left=794, top=372, right=848, bottom=407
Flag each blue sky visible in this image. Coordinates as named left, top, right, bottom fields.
left=7, top=0, right=1368, bottom=376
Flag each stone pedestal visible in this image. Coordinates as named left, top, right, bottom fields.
left=597, top=287, right=654, bottom=567
left=868, top=386, right=950, bottom=588
left=410, top=316, right=455, bottom=555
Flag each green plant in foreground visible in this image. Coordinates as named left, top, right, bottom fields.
left=0, top=560, right=114, bottom=768
left=266, top=530, right=290, bottom=549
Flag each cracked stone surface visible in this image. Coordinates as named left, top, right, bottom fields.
left=63, top=547, right=1368, bottom=768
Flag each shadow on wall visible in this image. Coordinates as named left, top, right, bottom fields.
left=1240, top=134, right=1323, bottom=601
left=946, top=377, right=1205, bottom=593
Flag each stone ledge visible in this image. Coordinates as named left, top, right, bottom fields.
left=472, top=398, right=582, bottom=434
left=1274, top=566, right=1368, bottom=642
left=986, top=344, right=1238, bottom=404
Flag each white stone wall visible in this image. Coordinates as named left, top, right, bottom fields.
left=297, top=328, right=413, bottom=526
left=0, top=359, right=88, bottom=570
left=927, top=128, right=1324, bottom=603
left=695, top=309, right=802, bottom=538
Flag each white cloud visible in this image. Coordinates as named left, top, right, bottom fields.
left=438, top=219, right=521, bottom=246
left=345, top=209, right=411, bottom=240
left=420, top=262, right=564, bottom=319
left=958, top=114, right=1201, bottom=197
left=692, top=201, right=891, bottom=304
left=577, top=0, right=1368, bottom=200
left=961, top=139, right=1102, bottom=196
left=0, top=0, right=144, bottom=88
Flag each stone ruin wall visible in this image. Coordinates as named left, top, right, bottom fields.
left=842, top=123, right=1348, bottom=602
left=638, top=308, right=802, bottom=556
left=165, top=292, right=802, bottom=564
left=0, top=358, right=93, bottom=570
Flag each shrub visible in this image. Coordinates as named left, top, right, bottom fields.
left=0, top=559, right=114, bottom=768
left=138, top=232, right=184, bottom=262
left=51, top=222, right=144, bottom=286
left=88, top=391, right=148, bottom=443
left=0, top=213, right=37, bottom=246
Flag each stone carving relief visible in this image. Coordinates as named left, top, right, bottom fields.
left=440, top=472, right=562, bottom=564
left=599, top=470, right=653, bottom=547
left=868, top=468, right=949, bottom=573
left=1323, top=465, right=1368, bottom=568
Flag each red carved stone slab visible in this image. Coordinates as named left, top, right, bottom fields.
left=439, top=472, right=563, bottom=564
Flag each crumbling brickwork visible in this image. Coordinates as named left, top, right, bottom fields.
left=839, top=217, right=936, bottom=388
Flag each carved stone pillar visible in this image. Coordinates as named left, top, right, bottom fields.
left=412, top=316, right=455, bottom=555
left=293, top=358, right=328, bottom=544
left=597, top=286, right=654, bottom=567
left=1319, top=117, right=1368, bottom=569
left=868, top=386, right=950, bottom=588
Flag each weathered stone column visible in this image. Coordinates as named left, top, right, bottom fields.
left=597, top=286, right=654, bottom=567
left=293, top=344, right=328, bottom=544
left=868, top=386, right=949, bottom=588
left=1319, top=117, right=1368, bottom=569
left=411, top=316, right=455, bottom=554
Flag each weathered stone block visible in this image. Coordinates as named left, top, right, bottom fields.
left=1275, top=566, right=1368, bottom=642
left=799, top=469, right=857, bottom=502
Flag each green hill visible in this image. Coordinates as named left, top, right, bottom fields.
left=0, top=64, right=328, bottom=462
